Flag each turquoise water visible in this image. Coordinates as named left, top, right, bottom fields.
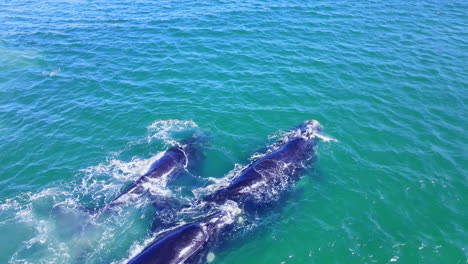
left=1, top=0, right=467, bottom=263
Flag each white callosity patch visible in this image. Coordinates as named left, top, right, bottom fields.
left=203, top=200, right=243, bottom=231
left=238, top=180, right=267, bottom=194
left=41, top=67, right=61, bottom=77
left=283, top=120, right=336, bottom=142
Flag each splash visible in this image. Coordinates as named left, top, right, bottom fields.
left=217, top=200, right=242, bottom=224
left=146, top=119, right=199, bottom=146
left=192, top=163, right=248, bottom=199
left=1, top=119, right=198, bottom=263
left=79, top=119, right=200, bottom=204
left=41, top=67, right=61, bottom=77
left=81, top=153, right=164, bottom=182
left=281, top=120, right=338, bottom=143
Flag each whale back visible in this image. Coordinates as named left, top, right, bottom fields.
left=205, top=135, right=316, bottom=205
left=128, top=223, right=208, bottom=264
left=128, top=210, right=235, bottom=264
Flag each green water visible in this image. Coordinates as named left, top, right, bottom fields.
left=0, top=0, right=466, bottom=263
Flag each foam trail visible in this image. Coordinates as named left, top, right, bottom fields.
left=0, top=119, right=199, bottom=263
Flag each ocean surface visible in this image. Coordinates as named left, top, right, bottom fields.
left=0, top=0, right=466, bottom=263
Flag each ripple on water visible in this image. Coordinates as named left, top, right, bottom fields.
left=0, top=0, right=467, bottom=263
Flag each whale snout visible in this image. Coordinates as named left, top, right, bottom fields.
left=299, top=120, right=322, bottom=139
left=303, top=120, right=321, bottom=130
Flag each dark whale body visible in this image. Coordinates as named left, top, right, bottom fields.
left=108, top=136, right=202, bottom=207
left=110, top=147, right=187, bottom=205
left=204, top=120, right=321, bottom=205
left=128, top=209, right=237, bottom=264
left=126, top=120, right=323, bottom=264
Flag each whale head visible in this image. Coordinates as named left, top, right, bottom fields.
left=297, top=120, right=322, bottom=140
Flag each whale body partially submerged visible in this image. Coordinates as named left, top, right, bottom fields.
left=126, top=120, right=324, bottom=264
left=128, top=202, right=240, bottom=264
left=204, top=120, right=322, bottom=205
left=104, top=136, right=202, bottom=208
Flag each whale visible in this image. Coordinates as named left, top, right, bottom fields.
left=128, top=202, right=240, bottom=264
left=126, top=120, right=323, bottom=264
left=203, top=120, right=322, bottom=206
left=106, top=136, right=202, bottom=208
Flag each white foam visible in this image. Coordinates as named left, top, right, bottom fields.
left=315, top=133, right=338, bottom=142
left=280, top=121, right=337, bottom=143
left=218, top=200, right=242, bottom=223
left=78, top=150, right=175, bottom=208
left=146, top=119, right=198, bottom=145
left=1, top=119, right=200, bottom=263
left=192, top=163, right=247, bottom=198
left=41, top=67, right=61, bottom=77
left=81, top=152, right=164, bottom=182
left=121, top=224, right=179, bottom=264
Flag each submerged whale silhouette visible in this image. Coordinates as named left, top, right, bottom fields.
left=127, top=120, right=323, bottom=264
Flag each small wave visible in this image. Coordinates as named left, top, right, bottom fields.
left=41, top=67, right=61, bottom=77
left=75, top=152, right=170, bottom=210
left=81, top=153, right=164, bottom=182
left=279, top=128, right=338, bottom=144
left=78, top=119, right=200, bottom=205
left=146, top=119, right=199, bottom=146
left=192, top=163, right=248, bottom=199
left=120, top=234, right=157, bottom=264
left=1, top=119, right=199, bottom=263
